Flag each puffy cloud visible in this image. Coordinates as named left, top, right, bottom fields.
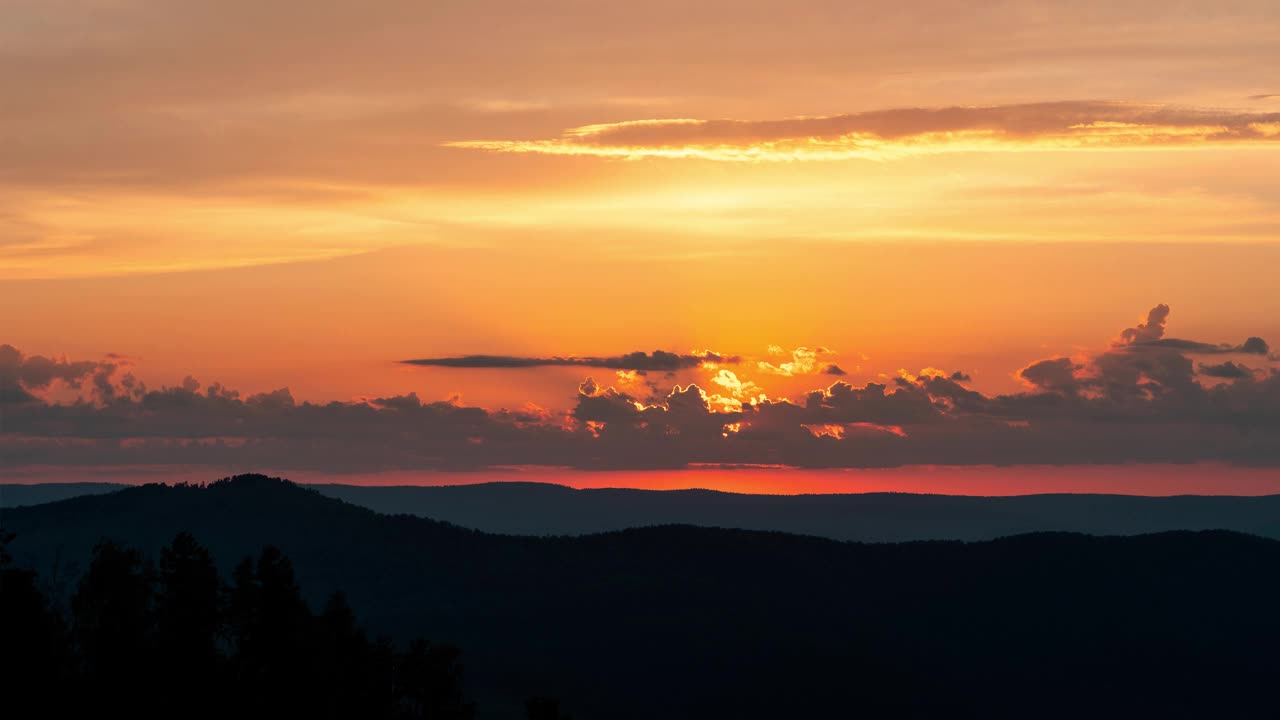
left=402, top=350, right=738, bottom=372
left=710, top=369, right=761, bottom=399
left=757, top=347, right=838, bottom=377
left=1117, top=304, right=1170, bottom=345
left=1242, top=337, right=1271, bottom=355
left=573, top=378, right=644, bottom=424
left=802, top=381, right=941, bottom=425
left=1020, top=357, right=1085, bottom=395
left=0, top=344, right=122, bottom=404
left=1015, top=305, right=1276, bottom=408
left=1115, top=304, right=1269, bottom=356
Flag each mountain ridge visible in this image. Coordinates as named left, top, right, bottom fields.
left=5, top=474, right=1280, bottom=718
left=7, top=478, right=1280, bottom=542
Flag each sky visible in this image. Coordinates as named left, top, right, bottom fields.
left=3, top=1, right=1280, bottom=492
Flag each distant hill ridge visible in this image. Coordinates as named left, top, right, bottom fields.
left=0, top=482, right=125, bottom=508
left=8, top=477, right=1280, bottom=542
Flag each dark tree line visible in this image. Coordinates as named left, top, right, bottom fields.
left=0, top=530, right=482, bottom=719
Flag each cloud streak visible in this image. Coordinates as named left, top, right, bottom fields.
left=401, top=350, right=738, bottom=372
left=446, top=101, right=1280, bottom=162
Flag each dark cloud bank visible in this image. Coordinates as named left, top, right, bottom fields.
left=3, top=306, right=1279, bottom=472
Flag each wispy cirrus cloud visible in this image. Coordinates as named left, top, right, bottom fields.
left=446, top=101, right=1280, bottom=162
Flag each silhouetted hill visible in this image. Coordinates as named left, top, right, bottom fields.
left=5, top=475, right=1280, bottom=719
left=10, top=480, right=1280, bottom=542
left=311, top=482, right=1280, bottom=541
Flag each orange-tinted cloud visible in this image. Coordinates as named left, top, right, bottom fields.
left=448, top=102, right=1280, bottom=161
left=757, top=347, right=845, bottom=377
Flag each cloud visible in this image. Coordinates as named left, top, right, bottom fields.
left=1139, top=337, right=1271, bottom=355
left=446, top=102, right=1280, bottom=162
left=1114, top=304, right=1270, bottom=356
left=758, top=347, right=838, bottom=377
left=1019, top=357, right=1085, bottom=395
left=4, top=304, right=1280, bottom=472
left=798, top=380, right=941, bottom=425
left=1198, top=361, right=1253, bottom=380
left=402, top=350, right=738, bottom=372
left=0, top=344, right=123, bottom=404
left=1117, top=303, right=1170, bottom=345
left=710, top=369, right=762, bottom=399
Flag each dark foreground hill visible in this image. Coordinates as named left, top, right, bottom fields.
left=4, top=475, right=1280, bottom=719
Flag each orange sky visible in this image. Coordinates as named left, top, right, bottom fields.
left=3, top=1, right=1279, bottom=489
left=6, top=242, right=1279, bottom=409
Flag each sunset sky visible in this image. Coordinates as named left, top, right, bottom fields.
left=3, top=1, right=1279, bottom=492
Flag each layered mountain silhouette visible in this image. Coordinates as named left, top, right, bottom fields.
left=309, top=482, right=1280, bottom=541
left=4, top=474, right=1280, bottom=719
left=8, top=480, right=1280, bottom=541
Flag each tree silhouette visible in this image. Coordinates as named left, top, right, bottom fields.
left=0, top=532, right=483, bottom=719
left=316, top=591, right=396, bottom=718
left=526, top=697, right=574, bottom=720
left=225, top=555, right=259, bottom=659
left=156, top=533, right=220, bottom=662
left=154, top=532, right=223, bottom=715
left=70, top=539, right=156, bottom=711
left=226, top=546, right=313, bottom=714
left=397, top=638, right=475, bottom=719
left=0, top=531, right=70, bottom=715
